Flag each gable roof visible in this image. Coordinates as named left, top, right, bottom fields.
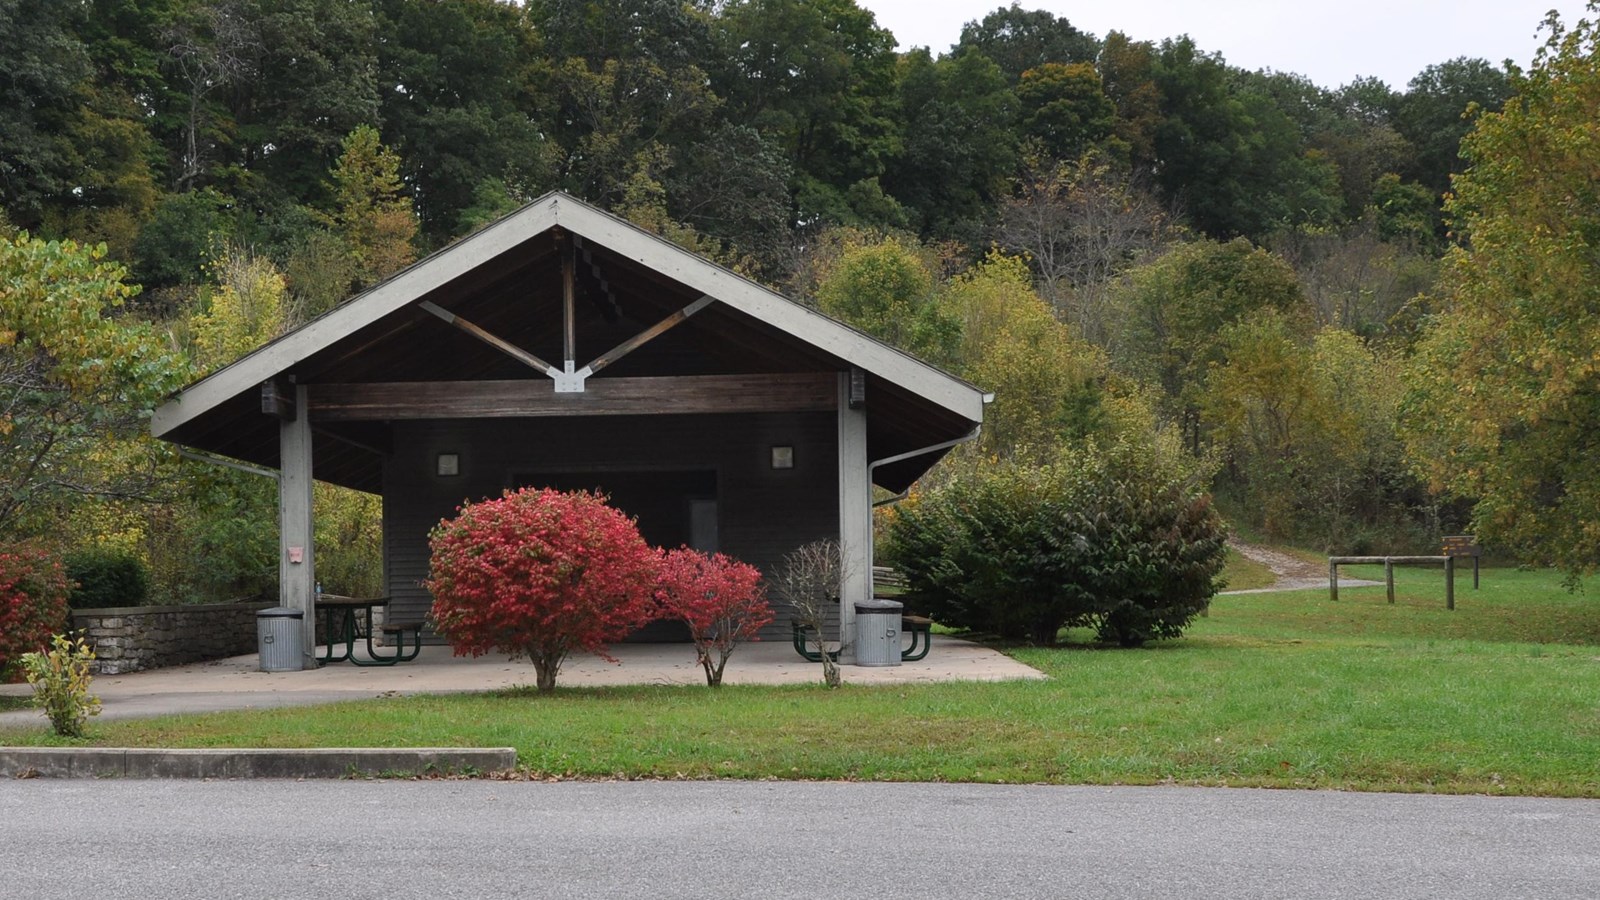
left=152, top=192, right=986, bottom=491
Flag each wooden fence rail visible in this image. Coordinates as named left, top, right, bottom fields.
left=1328, top=556, right=1458, bottom=609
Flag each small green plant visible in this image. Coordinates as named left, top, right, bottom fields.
left=21, top=633, right=103, bottom=737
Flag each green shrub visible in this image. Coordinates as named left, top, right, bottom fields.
left=0, top=548, right=71, bottom=681
left=888, top=462, right=1089, bottom=644
left=1080, top=468, right=1229, bottom=647
left=65, top=549, right=151, bottom=610
left=22, top=632, right=102, bottom=737
left=885, top=441, right=1227, bottom=646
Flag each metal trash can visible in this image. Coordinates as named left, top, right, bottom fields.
left=855, top=598, right=903, bottom=667
left=257, top=606, right=305, bottom=673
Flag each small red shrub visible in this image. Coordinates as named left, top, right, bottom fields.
left=425, top=488, right=660, bottom=692
left=656, top=548, right=772, bottom=687
left=0, top=547, right=71, bottom=682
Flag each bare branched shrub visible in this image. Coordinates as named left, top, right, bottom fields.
left=773, top=540, right=845, bottom=688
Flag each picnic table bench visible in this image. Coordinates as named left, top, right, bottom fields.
left=314, top=595, right=423, bottom=666
left=790, top=614, right=931, bottom=663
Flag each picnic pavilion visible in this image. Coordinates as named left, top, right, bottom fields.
left=150, top=192, right=989, bottom=669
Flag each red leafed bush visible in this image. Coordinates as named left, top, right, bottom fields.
left=656, top=548, right=772, bottom=687
left=0, top=547, right=71, bottom=682
left=426, top=488, right=660, bottom=692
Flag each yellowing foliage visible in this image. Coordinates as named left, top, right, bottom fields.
left=332, top=125, right=419, bottom=291
left=1401, top=8, right=1600, bottom=573
left=188, top=248, right=288, bottom=373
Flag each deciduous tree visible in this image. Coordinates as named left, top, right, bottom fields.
left=1394, top=57, right=1512, bottom=198
left=330, top=125, right=419, bottom=291
left=886, top=49, right=1017, bottom=245
left=1110, top=238, right=1309, bottom=450
left=713, top=0, right=901, bottom=226
left=1402, top=9, right=1600, bottom=575
left=0, top=0, right=92, bottom=228
left=1015, top=62, right=1115, bottom=162
left=997, top=152, right=1174, bottom=343
left=0, top=235, right=182, bottom=537
left=373, top=0, right=550, bottom=242
left=953, top=5, right=1098, bottom=84
left=938, top=252, right=1115, bottom=458
left=814, top=236, right=958, bottom=366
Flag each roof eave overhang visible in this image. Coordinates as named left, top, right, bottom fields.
left=151, top=193, right=985, bottom=443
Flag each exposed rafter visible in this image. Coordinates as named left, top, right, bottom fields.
left=420, top=293, right=718, bottom=394
left=418, top=300, right=560, bottom=377
left=577, top=295, right=714, bottom=378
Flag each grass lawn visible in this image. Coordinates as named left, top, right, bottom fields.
left=3, top=564, right=1597, bottom=796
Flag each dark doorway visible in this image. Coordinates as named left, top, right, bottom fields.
left=515, top=470, right=716, bottom=550
left=514, top=469, right=719, bottom=642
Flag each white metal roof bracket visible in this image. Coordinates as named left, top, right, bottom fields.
left=553, top=360, right=587, bottom=393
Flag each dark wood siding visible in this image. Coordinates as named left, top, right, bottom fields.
left=382, top=412, right=839, bottom=642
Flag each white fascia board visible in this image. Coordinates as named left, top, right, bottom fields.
left=552, top=202, right=987, bottom=423
left=151, top=198, right=561, bottom=438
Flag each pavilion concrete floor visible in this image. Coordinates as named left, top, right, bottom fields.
left=0, top=635, right=1047, bottom=725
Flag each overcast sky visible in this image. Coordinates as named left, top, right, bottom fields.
left=855, top=1, right=1591, bottom=89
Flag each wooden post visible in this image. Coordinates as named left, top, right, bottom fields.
left=1445, top=556, right=1455, bottom=610
left=561, top=234, right=576, bottom=370
left=1329, top=559, right=1338, bottom=602
left=1473, top=557, right=1480, bottom=590
left=836, top=371, right=870, bottom=663
left=279, top=383, right=316, bottom=669
left=1385, top=559, right=1395, bottom=604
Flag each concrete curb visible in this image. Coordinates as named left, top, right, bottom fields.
left=0, top=747, right=517, bottom=779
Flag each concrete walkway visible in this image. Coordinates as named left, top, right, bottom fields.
left=0, top=635, right=1044, bottom=726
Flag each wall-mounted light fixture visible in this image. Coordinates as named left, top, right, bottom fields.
left=436, top=452, right=460, bottom=477
left=770, top=445, right=794, bottom=470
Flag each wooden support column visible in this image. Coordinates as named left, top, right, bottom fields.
left=278, top=383, right=316, bottom=669
left=562, top=234, right=576, bottom=369
left=837, top=370, right=870, bottom=662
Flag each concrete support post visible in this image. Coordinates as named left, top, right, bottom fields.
left=837, top=372, right=870, bottom=663
left=279, top=384, right=316, bottom=669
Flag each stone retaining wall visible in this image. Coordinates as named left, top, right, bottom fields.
left=72, top=600, right=278, bottom=675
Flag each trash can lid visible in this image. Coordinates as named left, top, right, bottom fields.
left=855, top=598, right=903, bottom=614
left=258, top=606, right=305, bottom=619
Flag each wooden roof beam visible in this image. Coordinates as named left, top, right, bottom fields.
left=417, top=300, right=560, bottom=379
left=306, top=373, right=836, bottom=421
left=578, top=296, right=715, bottom=379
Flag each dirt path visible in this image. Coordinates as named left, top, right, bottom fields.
left=1224, top=539, right=1382, bottom=594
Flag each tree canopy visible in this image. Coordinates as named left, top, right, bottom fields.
left=0, top=0, right=1584, bottom=597
left=1402, top=9, right=1600, bottom=574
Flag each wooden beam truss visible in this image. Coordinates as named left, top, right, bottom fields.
left=415, top=261, right=715, bottom=395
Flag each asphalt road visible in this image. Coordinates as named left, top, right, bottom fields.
left=1, top=781, right=1595, bottom=899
